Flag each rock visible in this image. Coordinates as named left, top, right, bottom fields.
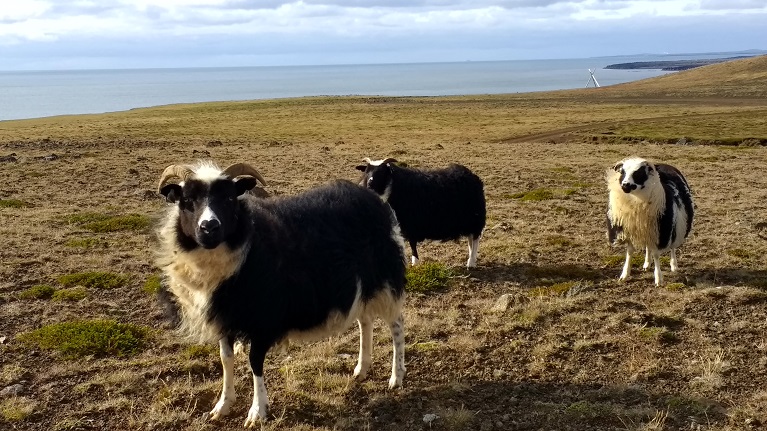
left=128, top=168, right=139, bottom=175
left=338, top=353, right=352, bottom=360
left=491, top=294, right=527, bottom=312
left=491, top=294, right=513, bottom=312
left=745, top=418, right=761, bottom=428
left=206, top=140, right=223, bottom=147
left=0, top=335, right=6, bottom=344
left=0, top=154, right=17, bottom=163
left=422, top=413, right=438, bottom=425
left=0, top=384, right=24, bottom=397
left=43, top=153, right=59, bottom=161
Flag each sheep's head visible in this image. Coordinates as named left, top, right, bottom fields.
left=355, top=157, right=397, bottom=201
left=158, top=162, right=266, bottom=249
left=611, top=157, right=657, bottom=195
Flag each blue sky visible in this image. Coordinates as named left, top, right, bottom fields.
left=1, top=0, right=765, bottom=70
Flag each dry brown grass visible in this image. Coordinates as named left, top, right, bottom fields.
left=1, top=62, right=767, bottom=430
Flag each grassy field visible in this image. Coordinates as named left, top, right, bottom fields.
left=1, top=56, right=766, bottom=431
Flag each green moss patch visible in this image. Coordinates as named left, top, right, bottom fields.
left=64, top=212, right=150, bottom=233
left=1, top=397, right=37, bottom=421
left=64, top=238, right=109, bottom=249
left=18, top=284, right=55, bottom=300
left=528, top=281, right=577, bottom=297
left=17, top=320, right=150, bottom=358
left=142, top=275, right=163, bottom=295
left=0, top=199, right=31, bottom=209
left=52, top=287, right=88, bottom=302
left=58, top=271, right=130, bottom=290
left=406, top=262, right=453, bottom=293
left=184, top=344, right=216, bottom=360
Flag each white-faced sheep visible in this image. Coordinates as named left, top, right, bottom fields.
left=606, top=157, right=694, bottom=286
left=356, top=157, right=486, bottom=268
left=156, top=161, right=407, bottom=426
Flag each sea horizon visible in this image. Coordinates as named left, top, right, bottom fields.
left=0, top=53, right=749, bottom=122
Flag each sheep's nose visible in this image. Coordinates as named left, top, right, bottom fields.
left=621, top=183, right=636, bottom=193
left=200, top=219, right=221, bottom=234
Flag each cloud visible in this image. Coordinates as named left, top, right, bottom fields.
left=0, top=0, right=764, bottom=69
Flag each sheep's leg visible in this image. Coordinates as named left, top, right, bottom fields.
left=353, top=316, right=373, bottom=379
left=652, top=250, right=664, bottom=286
left=467, top=235, right=480, bottom=268
left=642, top=247, right=651, bottom=270
left=209, top=337, right=236, bottom=420
left=670, top=249, right=678, bottom=272
left=244, top=344, right=269, bottom=427
left=619, top=244, right=634, bottom=281
left=388, top=314, right=406, bottom=389
left=409, top=240, right=419, bottom=266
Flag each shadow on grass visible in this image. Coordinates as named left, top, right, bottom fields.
left=689, top=267, right=767, bottom=290
left=467, top=261, right=611, bottom=285
left=343, top=380, right=725, bottom=431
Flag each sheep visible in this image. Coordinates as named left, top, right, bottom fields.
left=606, top=157, right=694, bottom=286
left=156, top=161, right=407, bottom=426
left=356, top=157, right=486, bottom=268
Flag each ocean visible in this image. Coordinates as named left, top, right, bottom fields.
left=0, top=54, right=726, bottom=122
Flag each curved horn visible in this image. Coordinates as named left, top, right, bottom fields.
left=157, top=164, right=194, bottom=193
left=381, top=157, right=398, bottom=165
left=223, top=163, right=267, bottom=186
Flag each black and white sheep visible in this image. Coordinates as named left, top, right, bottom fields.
left=356, top=157, right=486, bottom=268
left=156, top=161, right=407, bottom=426
left=606, top=157, right=694, bottom=286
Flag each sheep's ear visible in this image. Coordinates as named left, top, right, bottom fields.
left=646, top=165, right=654, bottom=172
left=160, top=184, right=182, bottom=203
left=233, top=176, right=258, bottom=196
left=613, top=162, right=623, bottom=172
left=355, top=164, right=367, bottom=172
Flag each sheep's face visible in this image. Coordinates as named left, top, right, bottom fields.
left=161, top=175, right=257, bottom=249
left=613, top=158, right=656, bottom=196
left=355, top=159, right=394, bottom=201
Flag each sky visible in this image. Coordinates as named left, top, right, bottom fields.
left=0, top=0, right=765, bottom=70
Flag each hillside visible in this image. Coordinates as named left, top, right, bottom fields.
left=594, top=55, right=767, bottom=98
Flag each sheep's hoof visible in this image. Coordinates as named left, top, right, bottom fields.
left=244, top=404, right=268, bottom=427
left=207, top=396, right=235, bottom=420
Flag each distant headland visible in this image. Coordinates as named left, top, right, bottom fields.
left=604, top=56, right=753, bottom=71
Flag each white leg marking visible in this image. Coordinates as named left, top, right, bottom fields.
left=388, top=314, right=406, bottom=389
left=208, top=339, right=236, bottom=420
left=653, top=251, right=663, bottom=286
left=467, top=235, right=480, bottom=268
left=354, top=316, right=373, bottom=379
left=642, top=247, right=651, bottom=270
left=244, top=375, right=268, bottom=427
left=619, top=244, right=634, bottom=281
left=670, top=249, right=678, bottom=272
left=411, top=255, right=419, bottom=266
